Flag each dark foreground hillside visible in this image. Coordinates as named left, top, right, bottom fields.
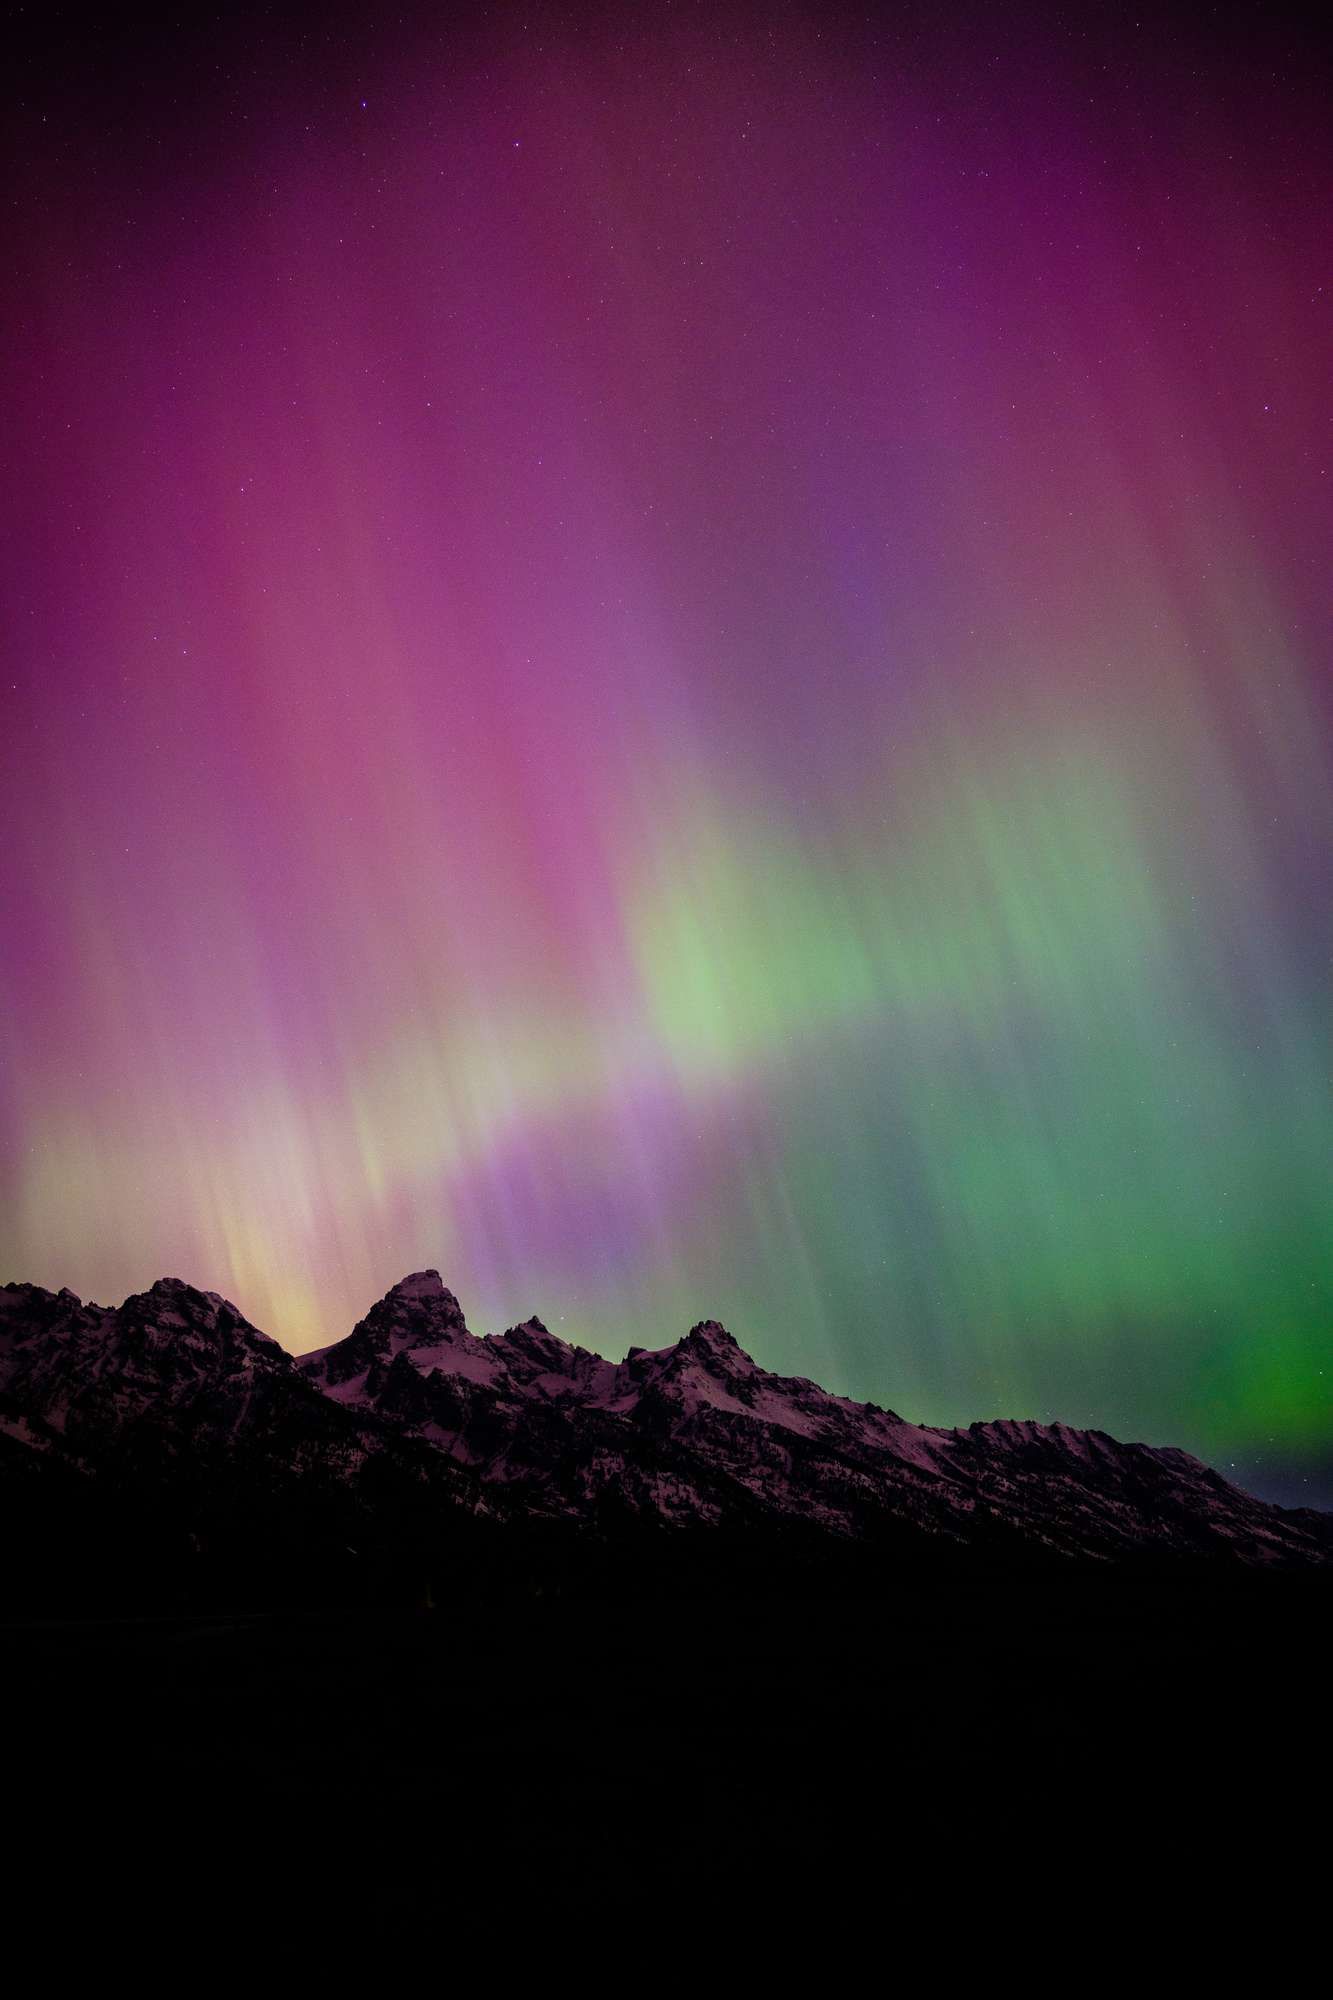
left=4, top=1564, right=1325, bottom=1923
left=4, top=1271, right=1327, bottom=1926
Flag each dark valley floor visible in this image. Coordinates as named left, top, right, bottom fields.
left=6, top=1569, right=1325, bottom=1894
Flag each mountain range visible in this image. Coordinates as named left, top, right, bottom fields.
left=2, top=1268, right=1328, bottom=1606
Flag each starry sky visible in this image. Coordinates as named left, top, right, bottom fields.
left=2, top=3, right=1330, bottom=1503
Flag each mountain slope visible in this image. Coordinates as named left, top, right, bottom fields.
left=0, top=1275, right=488, bottom=1608
left=1, top=1276, right=459, bottom=1489
left=295, top=1271, right=1329, bottom=1566
left=3, top=1269, right=1327, bottom=1579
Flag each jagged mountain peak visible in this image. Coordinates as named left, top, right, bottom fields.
left=485, top=1315, right=600, bottom=1389
left=117, top=1279, right=288, bottom=1369
left=2, top=1280, right=87, bottom=1312
left=5, top=1268, right=1327, bottom=1570
left=498, top=1316, right=559, bottom=1349
left=681, top=1320, right=745, bottom=1356
left=657, top=1320, right=757, bottom=1386
left=375, top=1270, right=469, bottom=1332
left=298, top=1270, right=476, bottom=1391
left=136, top=1276, right=234, bottom=1318
left=386, top=1269, right=451, bottom=1304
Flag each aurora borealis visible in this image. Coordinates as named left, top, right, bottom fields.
left=2, top=5, right=1329, bottom=1502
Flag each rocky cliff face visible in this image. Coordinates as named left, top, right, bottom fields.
left=3, top=1268, right=1328, bottom=1574
left=0, top=1274, right=480, bottom=1517
left=294, top=1271, right=1330, bottom=1564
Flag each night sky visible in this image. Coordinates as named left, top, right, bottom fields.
left=3, top=4, right=1329, bottom=1504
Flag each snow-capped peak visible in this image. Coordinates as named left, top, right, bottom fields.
left=387, top=1269, right=449, bottom=1302
left=2, top=1269, right=1329, bottom=1568
left=368, top=1271, right=470, bottom=1340
left=681, top=1320, right=745, bottom=1357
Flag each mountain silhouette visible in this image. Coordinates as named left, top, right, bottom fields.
left=3, top=1270, right=1327, bottom=1606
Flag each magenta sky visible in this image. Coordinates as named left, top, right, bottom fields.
left=3, top=6, right=1330, bottom=1500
